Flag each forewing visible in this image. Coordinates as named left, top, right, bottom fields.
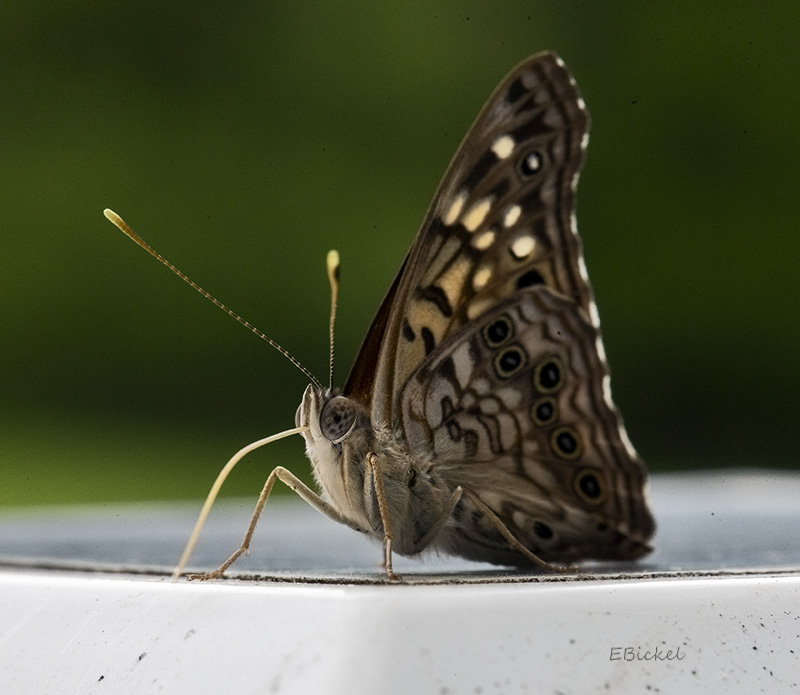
left=343, top=52, right=592, bottom=427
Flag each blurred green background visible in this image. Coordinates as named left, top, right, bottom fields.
left=1, top=1, right=798, bottom=508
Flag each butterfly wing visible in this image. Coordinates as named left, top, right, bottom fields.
left=344, top=51, right=593, bottom=426
left=343, top=51, right=654, bottom=561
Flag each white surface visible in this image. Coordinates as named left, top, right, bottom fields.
left=0, top=570, right=797, bottom=694
left=1, top=471, right=799, bottom=693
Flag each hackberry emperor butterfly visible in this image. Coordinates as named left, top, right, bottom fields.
left=107, top=51, right=654, bottom=580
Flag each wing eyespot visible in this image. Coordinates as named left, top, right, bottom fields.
left=519, top=150, right=543, bottom=177
left=531, top=396, right=558, bottom=425
left=533, top=356, right=565, bottom=393
left=492, top=343, right=527, bottom=379
left=551, top=426, right=582, bottom=460
left=574, top=469, right=606, bottom=504
left=482, top=314, right=514, bottom=347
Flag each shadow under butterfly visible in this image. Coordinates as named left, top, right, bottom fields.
left=106, top=51, right=655, bottom=582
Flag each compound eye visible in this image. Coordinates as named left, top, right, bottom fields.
left=319, top=396, right=357, bottom=443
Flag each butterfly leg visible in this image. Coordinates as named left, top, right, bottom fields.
left=186, top=465, right=368, bottom=580
left=366, top=453, right=401, bottom=582
left=459, top=488, right=578, bottom=573
left=410, top=486, right=577, bottom=574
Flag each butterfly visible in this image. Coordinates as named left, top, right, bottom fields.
left=107, top=50, right=655, bottom=580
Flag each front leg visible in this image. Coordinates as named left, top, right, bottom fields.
left=182, top=466, right=368, bottom=580
left=365, top=453, right=401, bottom=582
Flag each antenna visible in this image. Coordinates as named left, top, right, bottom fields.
left=326, top=250, right=340, bottom=388
left=103, top=209, right=322, bottom=390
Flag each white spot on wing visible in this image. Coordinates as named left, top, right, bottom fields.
left=472, top=229, right=495, bottom=250
left=472, top=264, right=492, bottom=290
left=491, top=135, right=515, bottom=159
left=589, top=300, right=601, bottom=328
left=463, top=197, right=492, bottom=232
left=577, top=253, right=589, bottom=282
left=510, top=234, right=536, bottom=260
left=603, top=369, right=639, bottom=459
left=581, top=132, right=589, bottom=150
left=503, top=204, right=522, bottom=228
left=602, top=374, right=613, bottom=407
left=577, top=97, right=586, bottom=111
left=443, top=192, right=466, bottom=226
left=595, top=335, right=607, bottom=363
left=619, top=425, right=639, bottom=459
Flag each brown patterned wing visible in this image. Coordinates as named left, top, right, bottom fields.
left=343, top=52, right=593, bottom=428
left=399, top=291, right=655, bottom=563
